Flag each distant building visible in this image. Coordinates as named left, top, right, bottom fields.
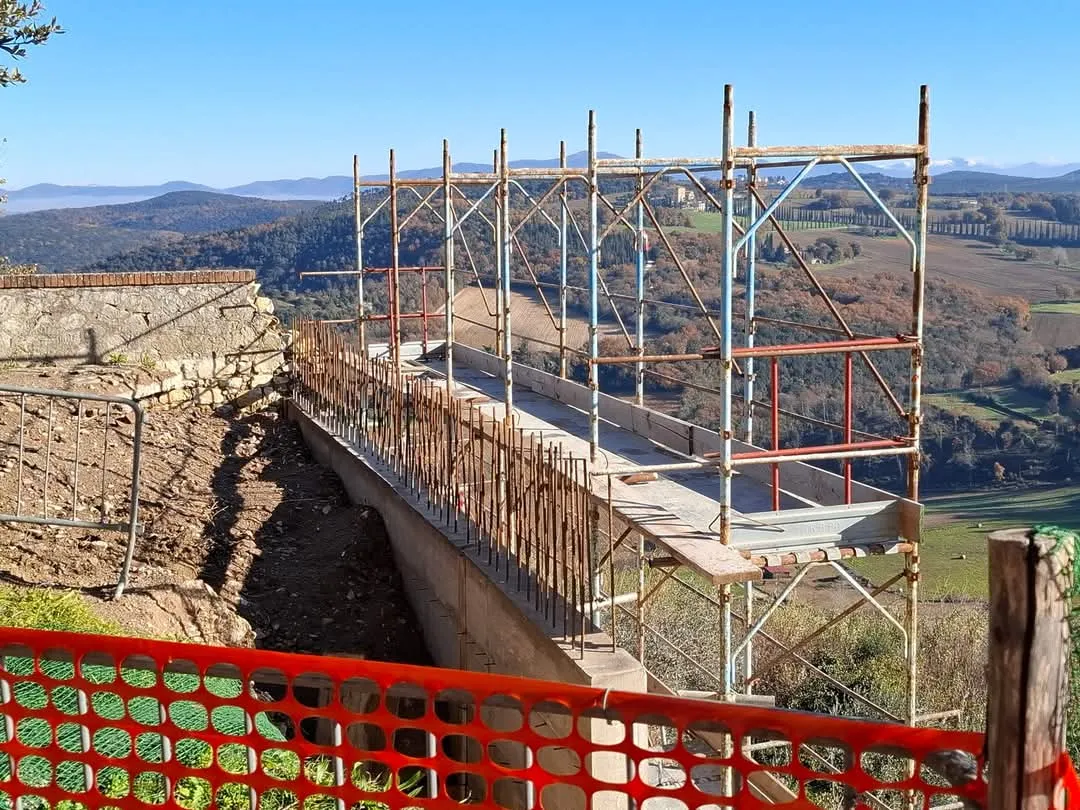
left=672, top=186, right=700, bottom=209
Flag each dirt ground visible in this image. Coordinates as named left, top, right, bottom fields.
left=0, top=366, right=430, bottom=664
left=807, top=229, right=1080, bottom=303
left=1032, top=311, right=1080, bottom=350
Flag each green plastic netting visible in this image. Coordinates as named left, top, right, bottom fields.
left=1038, top=524, right=1080, bottom=764
left=0, top=656, right=286, bottom=797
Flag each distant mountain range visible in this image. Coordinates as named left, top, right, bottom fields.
left=842, top=157, right=1080, bottom=179
left=0, top=190, right=322, bottom=272
left=804, top=168, right=1080, bottom=194
left=4, top=152, right=623, bottom=213
left=8, top=155, right=1080, bottom=213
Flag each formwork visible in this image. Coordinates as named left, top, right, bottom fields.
left=294, top=84, right=932, bottom=734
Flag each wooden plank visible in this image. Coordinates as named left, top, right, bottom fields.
left=606, top=477, right=760, bottom=585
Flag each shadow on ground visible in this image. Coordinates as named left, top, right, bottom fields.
left=199, top=410, right=431, bottom=663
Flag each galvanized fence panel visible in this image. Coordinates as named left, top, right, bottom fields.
left=0, top=385, right=144, bottom=598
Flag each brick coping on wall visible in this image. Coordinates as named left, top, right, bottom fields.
left=0, top=270, right=256, bottom=289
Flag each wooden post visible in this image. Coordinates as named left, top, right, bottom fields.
left=988, top=527, right=1073, bottom=810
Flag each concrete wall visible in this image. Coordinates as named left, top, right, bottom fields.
left=288, top=401, right=643, bottom=688
left=287, top=403, right=646, bottom=808
left=0, top=271, right=287, bottom=408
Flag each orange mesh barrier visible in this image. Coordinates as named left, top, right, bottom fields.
left=0, top=627, right=997, bottom=809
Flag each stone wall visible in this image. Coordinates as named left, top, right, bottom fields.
left=0, top=270, right=287, bottom=408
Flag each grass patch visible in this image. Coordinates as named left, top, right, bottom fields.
left=621, top=565, right=989, bottom=731
left=988, top=385, right=1051, bottom=419
left=0, top=586, right=120, bottom=635
left=850, top=523, right=991, bottom=600
left=923, top=391, right=1026, bottom=426
left=685, top=210, right=723, bottom=231
left=850, top=484, right=1080, bottom=599
left=925, top=385, right=1049, bottom=426
left=0, top=587, right=422, bottom=810
left=1032, top=300, right=1080, bottom=315
left=1052, top=367, right=1080, bottom=383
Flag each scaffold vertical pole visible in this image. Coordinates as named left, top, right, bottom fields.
left=637, top=533, right=646, bottom=662
left=771, top=357, right=780, bottom=511
left=559, top=141, right=569, bottom=380
left=443, top=140, right=457, bottom=524
left=493, top=149, right=503, bottom=358
left=635, top=128, right=646, bottom=407
left=720, top=84, right=736, bottom=700
left=844, top=351, right=853, bottom=503
left=353, top=155, right=366, bottom=357
left=421, top=266, right=429, bottom=355
left=587, top=110, right=600, bottom=464
left=443, top=140, right=455, bottom=395
left=499, top=128, right=513, bottom=421
left=905, top=85, right=930, bottom=731
left=389, top=149, right=402, bottom=371
left=743, top=111, right=757, bottom=694
left=744, top=112, right=757, bottom=444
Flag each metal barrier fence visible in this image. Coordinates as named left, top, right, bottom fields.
left=292, top=321, right=594, bottom=646
left=0, top=384, right=144, bottom=598
left=0, top=626, right=994, bottom=810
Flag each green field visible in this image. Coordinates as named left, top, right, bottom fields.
left=1032, top=300, right=1080, bottom=315
left=987, top=384, right=1053, bottom=419
left=849, top=484, right=1080, bottom=599
left=1052, top=367, right=1080, bottom=383
left=922, top=392, right=1018, bottom=425
left=924, top=385, right=1046, bottom=426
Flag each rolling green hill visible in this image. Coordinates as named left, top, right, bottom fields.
left=0, top=190, right=322, bottom=272
left=79, top=191, right=1080, bottom=494
left=78, top=197, right=442, bottom=323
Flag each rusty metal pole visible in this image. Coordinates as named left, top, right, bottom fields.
left=634, top=129, right=646, bottom=407
left=421, top=266, right=429, bottom=354
left=905, top=85, right=930, bottom=731
left=389, top=149, right=402, bottom=372
left=559, top=141, right=569, bottom=380
left=743, top=110, right=757, bottom=695
left=500, top=129, right=514, bottom=421
left=443, top=140, right=455, bottom=396
left=443, top=140, right=457, bottom=523
left=587, top=110, right=600, bottom=464
left=987, top=528, right=1072, bottom=810
left=719, top=85, right=736, bottom=699
left=491, top=132, right=518, bottom=576
left=744, top=112, right=757, bottom=445
left=844, top=352, right=853, bottom=504
left=493, top=149, right=503, bottom=356
left=353, top=155, right=367, bottom=357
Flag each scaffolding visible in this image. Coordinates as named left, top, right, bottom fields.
left=307, top=84, right=933, bottom=731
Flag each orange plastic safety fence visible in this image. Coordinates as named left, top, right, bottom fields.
left=0, top=627, right=990, bottom=810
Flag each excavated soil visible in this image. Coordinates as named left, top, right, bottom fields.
left=0, top=366, right=430, bottom=664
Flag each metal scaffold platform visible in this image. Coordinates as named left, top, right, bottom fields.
left=298, top=83, right=933, bottom=732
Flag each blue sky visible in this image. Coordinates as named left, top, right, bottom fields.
left=2, top=0, right=1077, bottom=188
